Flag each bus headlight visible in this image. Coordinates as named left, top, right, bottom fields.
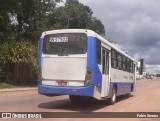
left=84, top=69, right=92, bottom=86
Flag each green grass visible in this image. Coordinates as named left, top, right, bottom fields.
left=0, top=83, right=17, bottom=89
left=0, top=82, right=37, bottom=89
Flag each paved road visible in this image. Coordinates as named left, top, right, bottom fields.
left=0, top=79, right=160, bottom=121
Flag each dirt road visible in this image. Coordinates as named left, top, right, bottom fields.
left=0, top=79, right=160, bottom=121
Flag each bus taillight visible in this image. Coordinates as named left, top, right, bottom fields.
left=84, top=69, right=92, bottom=86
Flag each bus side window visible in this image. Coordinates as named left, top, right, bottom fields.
left=126, top=58, right=130, bottom=72
left=122, top=55, right=127, bottom=71
left=117, top=53, right=122, bottom=70
left=130, top=61, right=133, bottom=73
left=111, top=49, right=117, bottom=69
left=96, top=38, right=101, bottom=65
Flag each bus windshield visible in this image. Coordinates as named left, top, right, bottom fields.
left=43, top=33, right=87, bottom=55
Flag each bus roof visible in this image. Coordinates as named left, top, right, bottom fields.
left=41, top=29, right=136, bottom=62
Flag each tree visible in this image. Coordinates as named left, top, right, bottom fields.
left=49, top=0, right=105, bottom=35
left=0, top=0, right=16, bottom=43
left=0, top=0, right=105, bottom=43
left=87, top=17, right=105, bottom=36
left=0, top=0, right=60, bottom=43
left=0, top=0, right=106, bottom=85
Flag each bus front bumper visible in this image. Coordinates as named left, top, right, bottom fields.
left=38, top=84, right=94, bottom=97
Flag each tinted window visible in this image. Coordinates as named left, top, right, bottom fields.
left=130, top=61, right=133, bottom=73
left=117, top=53, right=122, bottom=70
left=112, top=49, right=117, bottom=59
left=126, top=58, right=130, bottom=72
left=96, top=39, right=101, bottom=65
left=111, top=49, right=117, bottom=68
left=43, top=33, right=87, bottom=54
left=122, top=56, right=127, bottom=71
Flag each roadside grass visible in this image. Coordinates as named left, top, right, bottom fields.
left=0, top=83, right=17, bottom=89
left=0, top=82, right=37, bottom=89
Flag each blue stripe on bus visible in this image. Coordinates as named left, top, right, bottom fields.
left=87, top=36, right=102, bottom=94
left=38, top=38, right=44, bottom=68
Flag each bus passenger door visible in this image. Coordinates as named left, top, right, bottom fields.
left=101, top=48, right=110, bottom=97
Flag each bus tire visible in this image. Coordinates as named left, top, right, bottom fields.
left=109, top=86, right=117, bottom=105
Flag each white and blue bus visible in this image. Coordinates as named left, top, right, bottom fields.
left=38, top=29, right=137, bottom=104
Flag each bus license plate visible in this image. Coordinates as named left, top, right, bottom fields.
left=57, top=82, right=67, bottom=86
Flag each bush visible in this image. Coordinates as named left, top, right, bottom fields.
left=0, top=41, right=38, bottom=86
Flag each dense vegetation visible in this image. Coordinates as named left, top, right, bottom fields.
left=0, top=0, right=105, bottom=86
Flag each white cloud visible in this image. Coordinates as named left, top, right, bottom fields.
left=79, top=0, right=160, bottom=73
left=146, top=65, right=160, bottom=74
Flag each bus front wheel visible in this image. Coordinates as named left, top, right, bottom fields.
left=109, top=86, right=117, bottom=105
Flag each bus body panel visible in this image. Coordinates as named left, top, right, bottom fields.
left=42, top=57, right=86, bottom=81
left=38, top=84, right=94, bottom=97
left=110, top=68, right=135, bottom=83
left=108, top=82, right=134, bottom=97
left=87, top=36, right=102, bottom=99
left=108, top=68, right=135, bottom=97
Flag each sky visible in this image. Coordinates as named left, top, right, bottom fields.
left=78, top=0, right=160, bottom=74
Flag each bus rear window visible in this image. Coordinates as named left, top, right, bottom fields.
left=43, top=33, right=87, bottom=54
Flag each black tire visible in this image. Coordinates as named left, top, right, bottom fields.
left=109, top=86, right=117, bottom=105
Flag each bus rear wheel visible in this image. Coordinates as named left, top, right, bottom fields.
left=109, top=86, right=117, bottom=105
